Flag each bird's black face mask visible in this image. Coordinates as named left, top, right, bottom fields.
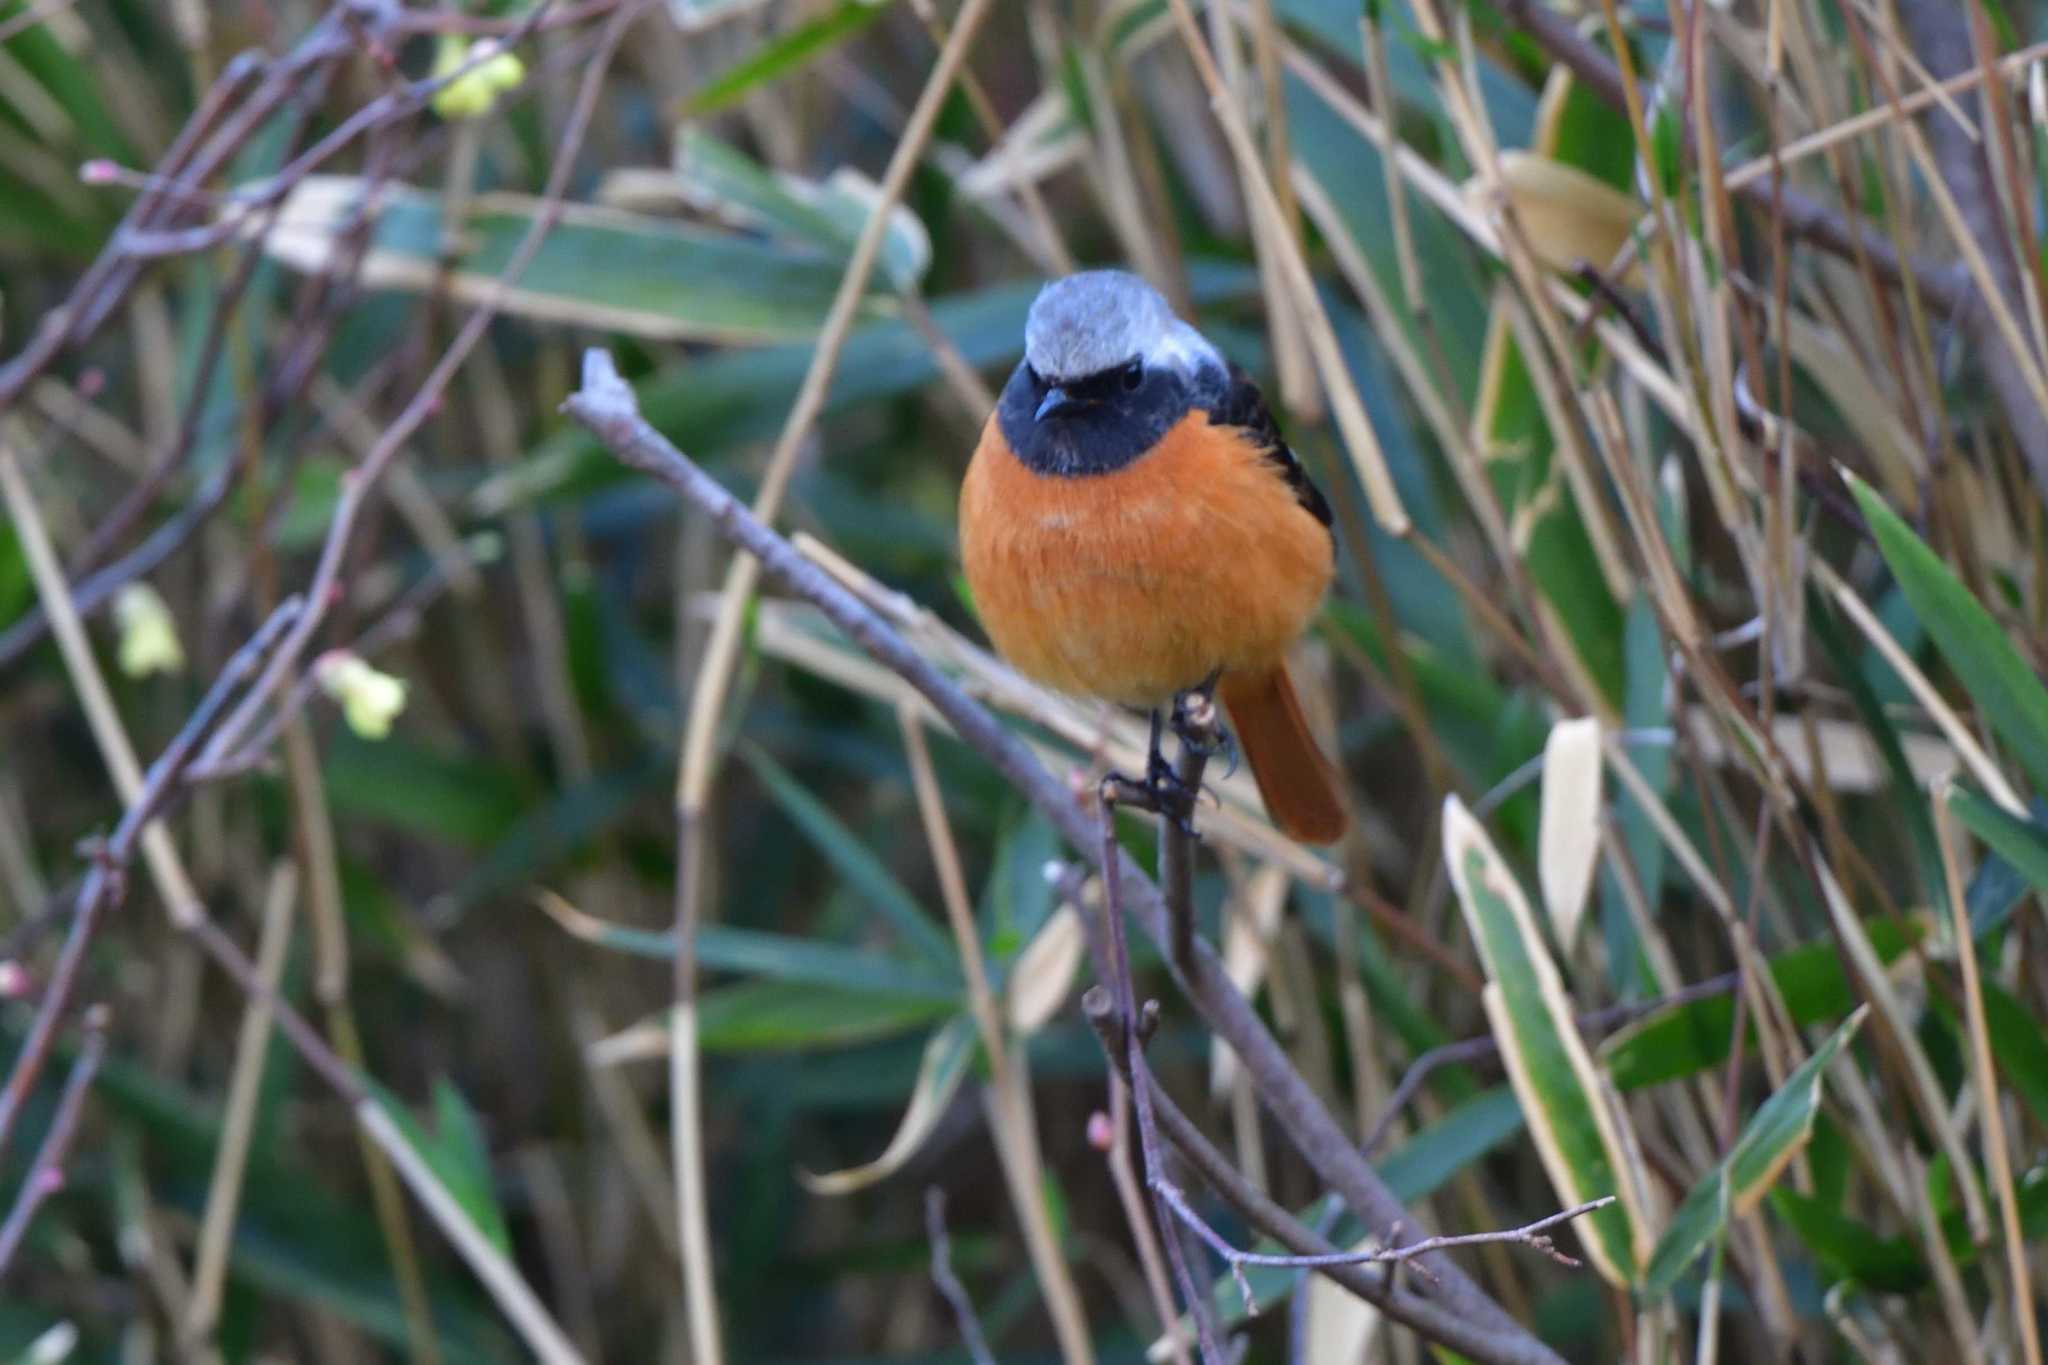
left=996, top=356, right=1224, bottom=477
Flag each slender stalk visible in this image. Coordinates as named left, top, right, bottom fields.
left=186, top=861, right=299, bottom=1344
left=1936, top=787, right=2043, bottom=1365
left=658, top=11, right=1002, bottom=1355
left=898, top=704, right=1094, bottom=1362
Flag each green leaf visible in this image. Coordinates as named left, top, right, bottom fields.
left=1946, top=784, right=2048, bottom=936
left=737, top=744, right=955, bottom=965
left=1603, top=917, right=1922, bottom=1090
left=1811, top=591, right=1948, bottom=920
left=1969, top=976, right=2048, bottom=1130
left=1442, top=796, right=1650, bottom=1286
left=429, top=1082, right=513, bottom=1257
left=541, top=898, right=961, bottom=999
left=321, top=734, right=527, bottom=849
left=1848, top=472, right=2048, bottom=797
left=698, top=980, right=955, bottom=1052
left=1649, top=103, right=1684, bottom=199
left=1643, top=1010, right=1866, bottom=1298
left=1769, top=1188, right=1926, bottom=1293
left=367, top=1081, right=512, bottom=1258
left=264, top=177, right=886, bottom=342
left=1379, top=1086, right=1525, bottom=1201
left=683, top=1, right=888, bottom=115
left=674, top=129, right=927, bottom=289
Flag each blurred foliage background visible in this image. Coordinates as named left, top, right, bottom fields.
left=8, top=0, right=2048, bottom=1361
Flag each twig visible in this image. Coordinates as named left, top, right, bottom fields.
left=925, top=1188, right=998, bottom=1365
left=0, top=0, right=79, bottom=47
left=1098, top=788, right=1227, bottom=1364
left=1079, top=990, right=1582, bottom=1365
left=561, top=347, right=1558, bottom=1365
left=1895, top=0, right=2048, bottom=488
left=0, top=591, right=302, bottom=1166
left=1102, top=1072, right=1194, bottom=1365
left=186, top=529, right=489, bottom=783
left=1080, top=990, right=1613, bottom=1304
left=194, top=0, right=634, bottom=772
left=0, top=1005, right=107, bottom=1279
left=1360, top=971, right=1743, bottom=1157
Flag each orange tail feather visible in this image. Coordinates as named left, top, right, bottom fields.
left=1217, top=666, right=1347, bottom=844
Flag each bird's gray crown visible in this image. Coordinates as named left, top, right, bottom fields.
left=1023, top=270, right=1220, bottom=382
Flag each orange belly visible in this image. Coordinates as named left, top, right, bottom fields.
left=958, top=409, right=1334, bottom=707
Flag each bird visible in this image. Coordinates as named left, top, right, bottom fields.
left=958, top=269, right=1347, bottom=844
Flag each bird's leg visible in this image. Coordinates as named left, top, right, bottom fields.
left=1101, top=708, right=1201, bottom=834
left=1171, top=670, right=1235, bottom=775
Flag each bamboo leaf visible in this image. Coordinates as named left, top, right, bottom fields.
left=1769, top=1188, right=1926, bottom=1293
left=738, top=744, right=956, bottom=966
left=1968, top=977, right=2048, bottom=1130
left=670, top=129, right=928, bottom=290
left=1642, top=1009, right=1866, bottom=1298
left=683, top=0, right=888, bottom=114
left=1603, top=918, right=1922, bottom=1090
left=589, top=983, right=957, bottom=1063
left=1480, top=152, right=1641, bottom=281
left=798, top=1016, right=975, bottom=1195
left=1441, top=796, right=1652, bottom=1286
left=1005, top=905, right=1085, bottom=1034
left=258, top=177, right=886, bottom=342
left=1537, top=716, right=1603, bottom=948
left=1847, top=472, right=2048, bottom=798
left=1946, top=784, right=2048, bottom=935
left=536, top=890, right=962, bottom=1000
left=367, top=1081, right=512, bottom=1257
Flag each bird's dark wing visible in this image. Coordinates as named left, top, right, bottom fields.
left=1209, top=364, right=1334, bottom=528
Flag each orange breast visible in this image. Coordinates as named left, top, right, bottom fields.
left=958, top=410, right=1334, bottom=707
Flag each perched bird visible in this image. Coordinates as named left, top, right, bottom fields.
left=959, top=270, right=1347, bottom=843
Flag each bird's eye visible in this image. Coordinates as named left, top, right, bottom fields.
left=1120, top=360, right=1144, bottom=391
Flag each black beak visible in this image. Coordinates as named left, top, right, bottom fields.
left=1035, top=385, right=1077, bottom=422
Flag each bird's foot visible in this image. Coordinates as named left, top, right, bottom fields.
left=1101, top=758, right=1202, bottom=837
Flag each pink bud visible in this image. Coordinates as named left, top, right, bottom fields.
left=0, top=961, right=28, bottom=998
left=1086, top=1111, right=1114, bottom=1151
left=77, top=368, right=105, bottom=399
left=79, top=159, right=118, bottom=185
left=36, top=1166, right=63, bottom=1194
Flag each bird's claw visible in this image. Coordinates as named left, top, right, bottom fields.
left=1101, top=765, right=1203, bottom=838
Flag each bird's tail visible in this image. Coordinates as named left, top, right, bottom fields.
left=1217, top=665, right=1347, bottom=844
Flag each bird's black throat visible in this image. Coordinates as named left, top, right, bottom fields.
left=996, top=357, right=1224, bottom=477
